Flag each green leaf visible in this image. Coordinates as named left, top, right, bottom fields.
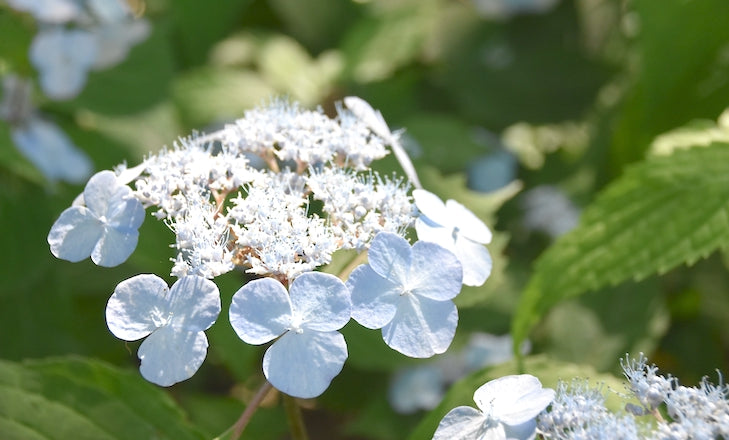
left=512, top=143, right=729, bottom=350
left=408, top=355, right=628, bottom=440
left=0, top=357, right=205, bottom=440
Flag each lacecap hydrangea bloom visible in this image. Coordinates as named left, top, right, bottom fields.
left=347, top=232, right=463, bottom=358
left=433, top=374, right=555, bottom=440
left=229, top=272, right=351, bottom=398
left=106, top=274, right=221, bottom=386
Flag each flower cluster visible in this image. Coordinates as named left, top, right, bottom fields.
left=46, top=97, right=494, bottom=399
left=2, top=0, right=149, bottom=183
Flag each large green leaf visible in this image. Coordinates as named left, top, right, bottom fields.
left=0, top=357, right=205, bottom=440
left=512, top=143, right=729, bottom=350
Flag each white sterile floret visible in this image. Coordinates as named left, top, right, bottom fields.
left=413, top=189, right=493, bottom=286
left=90, top=18, right=151, bottom=70
left=389, top=364, right=445, bottom=414
left=347, top=232, right=463, bottom=358
left=229, top=272, right=351, bottom=398
left=48, top=170, right=145, bottom=267
left=30, top=27, right=97, bottom=100
left=106, top=274, right=221, bottom=386
left=11, top=115, right=92, bottom=183
left=434, top=375, right=555, bottom=440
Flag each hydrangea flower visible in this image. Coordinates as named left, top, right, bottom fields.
left=48, top=170, right=145, bottom=267
left=347, top=232, right=463, bottom=358
left=412, top=189, right=492, bottom=286
left=106, top=274, right=221, bottom=386
left=5, top=0, right=81, bottom=24
left=29, top=27, right=97, bottom=100
left=229, top=272, right=351, bottom=398
left=434, top=375, right=555, bottom=440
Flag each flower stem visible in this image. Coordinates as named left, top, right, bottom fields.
left=230, top=380, right=273, bottom=440
left=283, top=394, right=309, bottom=440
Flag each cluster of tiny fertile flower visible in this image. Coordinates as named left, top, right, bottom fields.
left=1, top=0, right=149, bottom=183
left=47, top=97, right=494, bottom=399
left=535, top=354, right=729, bottom=440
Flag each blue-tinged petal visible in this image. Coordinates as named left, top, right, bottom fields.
left=455, top=237, right=492, bottom=287
left=106, top=192, right=145, bottom=231
left=263, top=330, right=347, bottom=399
left=446, top=199, right=492, bottom=244
left=347, top=264, right=401, bottom=329
left=92, top=227, right=139, bottom=267
left=412, top=189, right=451, bottom=227
left=503, top=419, right=538, bottom=440
left=167, top=276, right=221, bottom=332
left=409, top=241, right=462, bottom=301
left=230, top=278, right=292, bottom=345
left=415, top=217, right=456, bottom=253
left=83, top=170, right=119, bottom=216
left=432, top=406, right=490, bottom=440
left=289, top=272, right=351, bottom=332
left=106, top=274, right=169, bottom=341
left=138, top=327, right=208, bottom=387
left=47, top=206, right=103, bottom=262
left=368, top=232, right=412, bottom=283
left=381, top=295, right=457, bottom=358
left=473, top=375, right=554, bottom=426
left=11, top=117, right=92, bottom=183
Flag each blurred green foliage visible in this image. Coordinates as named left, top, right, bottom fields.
left=2, top=0, right=729, bottom=438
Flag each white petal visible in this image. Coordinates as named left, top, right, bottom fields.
left=229, top=278, right=292, bottom=345
left=348, top=264, right=401, bottom=329
left=106, top=194, right=145, bottom=232
left=415, top=217, right=456, bottom=253
left=368, top=232, right=411, bottom=283
left=92, top=226, right=139, bottom=267
left=455, top=237, right=492, bottom=287
left=473, top=375, right=554, bottom=426
left=263, top=330, right=347, bottom=399
left=30, top=28, right=97, bottom=100
left=446, top=199, right=492, bottom=244
left=47, top=206, right=103, bottom=262
left=167, top=276, right=221, bottom=332
left=412, top=189, right=451, bottom=227
left=432, top=406, right=490, bottom=440
left=344, top=96, right=392, bottom=139
left=6, top=0, right=81, bottom=23
left=83, top=171, right=121, bottom=216
left=289, top=272, right=351, bottom=332
left=382, top=294, right=457, bottom=358
left=409, top=241, right=462, bottom=300
left=503, top=419, right=538, bottom=440
left=138, top=327, right=208, bottom=387
left=11, top=118, right=92, bottom=183
left=105, top=274, right=169, bottom=341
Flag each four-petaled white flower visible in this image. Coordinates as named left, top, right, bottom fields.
left=229, top=272, right=351, bottom=398
left=106, top=274, right=222, bottom=386
left=48, top=170, right=145, bottom=267
left=347, top=232, right=463, bottom=358
left=413, top=189, right=493, bottom=286
left=433, top=374, right=555, bottom=440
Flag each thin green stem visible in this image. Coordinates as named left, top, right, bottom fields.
left=283, top=394, right=309, bottom=440
left=230, top=381, right=274, bottom=440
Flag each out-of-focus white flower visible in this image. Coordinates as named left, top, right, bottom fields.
left=106, top=274, right=221, bottom=386
left=471, top=0, right=561, bottom=20
left=413, top=189, right=493, bottom=286
left=433, top=375, right=555, bottom=440
left=521, top=185, right=579, bottom=239
left=48, top=170, right=145, bottom=266
left=347, top=232, right=463, bottom=358
left=30, top=27, right=98, bottom=100
left=91, top=19, right=151, bottom=70
left=229, top=272, right=351, bottom=398
left=389, top=365, right=445, bottom=414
